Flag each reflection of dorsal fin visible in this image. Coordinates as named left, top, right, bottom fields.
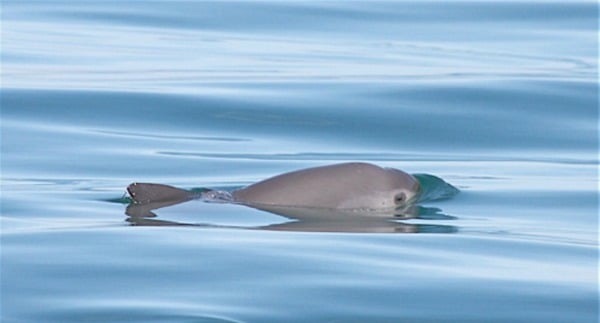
left=127, top=182, right=197, bottom=204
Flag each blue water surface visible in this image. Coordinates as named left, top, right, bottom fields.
left=1, top=1, right=598, bottom=322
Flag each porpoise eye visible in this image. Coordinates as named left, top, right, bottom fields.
left=394, top=192, right=406, bottom=204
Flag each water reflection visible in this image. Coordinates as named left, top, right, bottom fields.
left=124, top=194, right=457, bottom=234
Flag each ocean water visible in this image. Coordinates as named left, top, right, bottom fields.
left=1, top=1, right=598, bottom=322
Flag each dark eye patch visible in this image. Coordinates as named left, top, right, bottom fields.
left=394, top=192, right=406, bottom=204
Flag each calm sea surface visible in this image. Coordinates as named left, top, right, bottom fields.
left=1, top=1, right=598, bottom=322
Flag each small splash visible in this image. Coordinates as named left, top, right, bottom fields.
left=200, top=190, right=234, bottom=203
left=414, top=173, right=460, bottom=202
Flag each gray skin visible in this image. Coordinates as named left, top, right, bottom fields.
left=123, top=163, right=460, bottom=233
left=232, top=162, right=420, bottom=211
left=127, top=163, right=421, bottom=220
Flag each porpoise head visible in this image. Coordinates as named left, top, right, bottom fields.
left=232, top=162, right=420, bottom=213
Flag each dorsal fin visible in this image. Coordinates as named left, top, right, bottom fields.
left=127, top=182, right=196, bottom=204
